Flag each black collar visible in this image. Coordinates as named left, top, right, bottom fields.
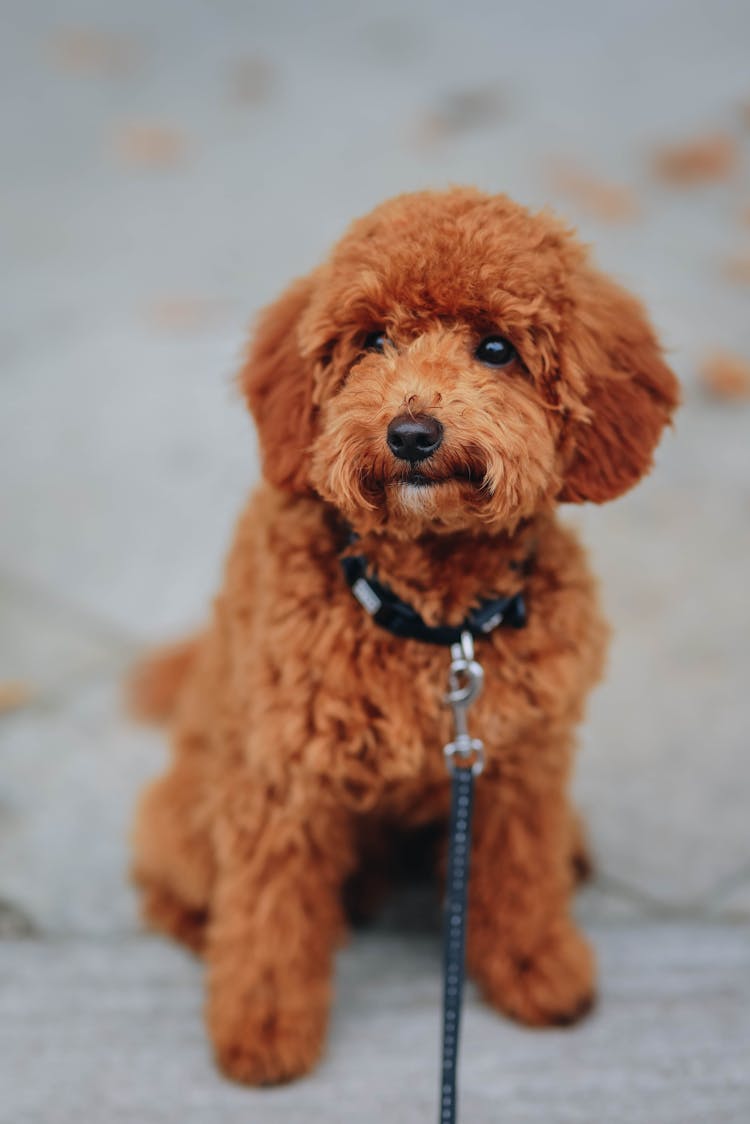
left=340, top=550, right=528, bottom=647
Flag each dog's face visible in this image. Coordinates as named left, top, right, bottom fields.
left=243, top=190, right=679, bottom=537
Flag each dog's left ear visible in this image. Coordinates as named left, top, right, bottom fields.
left=557, top=266, right=680, bottom=504
left=239, top=274, right=317, bottom=494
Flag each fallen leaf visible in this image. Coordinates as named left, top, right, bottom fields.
left=652, top=132, right=737, bottom=184
left=547, top=160, right=638, bottom=222
left=723, top=252, right=750, bottom=284
left=417, top=85, right=507, bottom=144
left=699, top=351, right=750, bottom=400
left=49, top=28, right=139, bottom=75
left=0, top=681, right=32, bottom=714
left=230, top=56, right=276, bottom=103
left=115, top=123, right=186, bottom=168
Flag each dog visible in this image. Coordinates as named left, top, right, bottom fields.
left=131, top=187, right=679, bottom=1085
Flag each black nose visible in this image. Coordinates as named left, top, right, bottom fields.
left=386, top=413, right=444, bottom=462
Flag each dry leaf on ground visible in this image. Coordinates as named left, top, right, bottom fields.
left=230, top=56, right=276, bottom=103
left=115, top=124, right=186, bottom=168
left=723, top=253, right=750, bottom=284
left=49, top=28, right=139, bottom=75
left=699, top=352, right=750, bottom=400
left=0, top=681, right=32, bottom=714
left=652, top=132, right=737, bottom=184
left=416, top=85, right=507, bottom=144
left=547, top=161, right=638, bottom=222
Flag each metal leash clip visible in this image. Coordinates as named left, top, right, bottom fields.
left=444, top=631, right=485, bottom=776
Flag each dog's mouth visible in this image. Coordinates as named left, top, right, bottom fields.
left=353, top=460, right=490, bottom=515
left=399, top=472, right=442, bottom=488
left=392, top=466, right=485, bottom=489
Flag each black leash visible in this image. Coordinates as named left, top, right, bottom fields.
left=440, top=632, right=485, bottom=1124
left=339, top=546, right=527, bottom=1123
left=441, top=764, right=475, bottom=1124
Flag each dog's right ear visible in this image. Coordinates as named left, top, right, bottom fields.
left=239, top=275, right=317, bottom=493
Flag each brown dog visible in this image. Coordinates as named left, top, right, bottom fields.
left=132, top=188, right=679, bottom=1084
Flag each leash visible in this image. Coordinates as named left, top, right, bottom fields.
left=440, top=632, right=484, bottom=1124
left=339, top=545, right=527, bottom=1122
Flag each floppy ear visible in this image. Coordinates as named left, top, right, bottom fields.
left=558, top=267, right=680, bottom=504
left=239, top=274, right=317, bottom=493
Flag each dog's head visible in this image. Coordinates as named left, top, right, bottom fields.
left=241, top=189, right=679, bottom=537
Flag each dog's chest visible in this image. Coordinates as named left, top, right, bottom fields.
left=245, top=503, right=607, bottom=796
left=300, top=600, right=556, bottom=792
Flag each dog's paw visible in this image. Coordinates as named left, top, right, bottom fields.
left=208, top=990, right=329, bottom=1085
left=135, top=876, right=207, bottom=954
left=474, top=921, right=596, bottom=1028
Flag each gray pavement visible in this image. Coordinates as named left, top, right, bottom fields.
left=2, top=925, right=749, bottom=1124
left=1, top=1, right=749, bottom=1121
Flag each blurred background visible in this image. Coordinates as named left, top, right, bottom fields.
left=1, top=1, right=749, bottom=1120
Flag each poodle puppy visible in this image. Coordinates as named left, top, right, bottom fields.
left=132, top=188, right=679, bottom=1085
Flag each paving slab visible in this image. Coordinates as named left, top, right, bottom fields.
left=0, top=574, right=130, bottom=697
left=711, top=873, right=750, bottom=920
left=571, top=475, right=750, bottom=906
left=1, top=924, right=748, bottom=1124
left=0, top=679, right=163, bottom=936
left=0, top=325, right=254, bottom=643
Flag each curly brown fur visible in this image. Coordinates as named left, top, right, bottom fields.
left=131, top=188, right=678, bottom=1084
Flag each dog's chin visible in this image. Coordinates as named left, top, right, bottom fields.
left=337, top=469, right=502, bottom=537
left=390, top=472, right=471, bottom=509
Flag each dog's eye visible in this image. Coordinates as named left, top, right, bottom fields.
left=363, top=331, right=390, bottom=354
left=475, top=335, right=517, bottom=368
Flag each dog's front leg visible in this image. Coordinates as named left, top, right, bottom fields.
left=206, top=776, right=355, bottom=1084
left=466, top=769, right=596, bottom=1027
